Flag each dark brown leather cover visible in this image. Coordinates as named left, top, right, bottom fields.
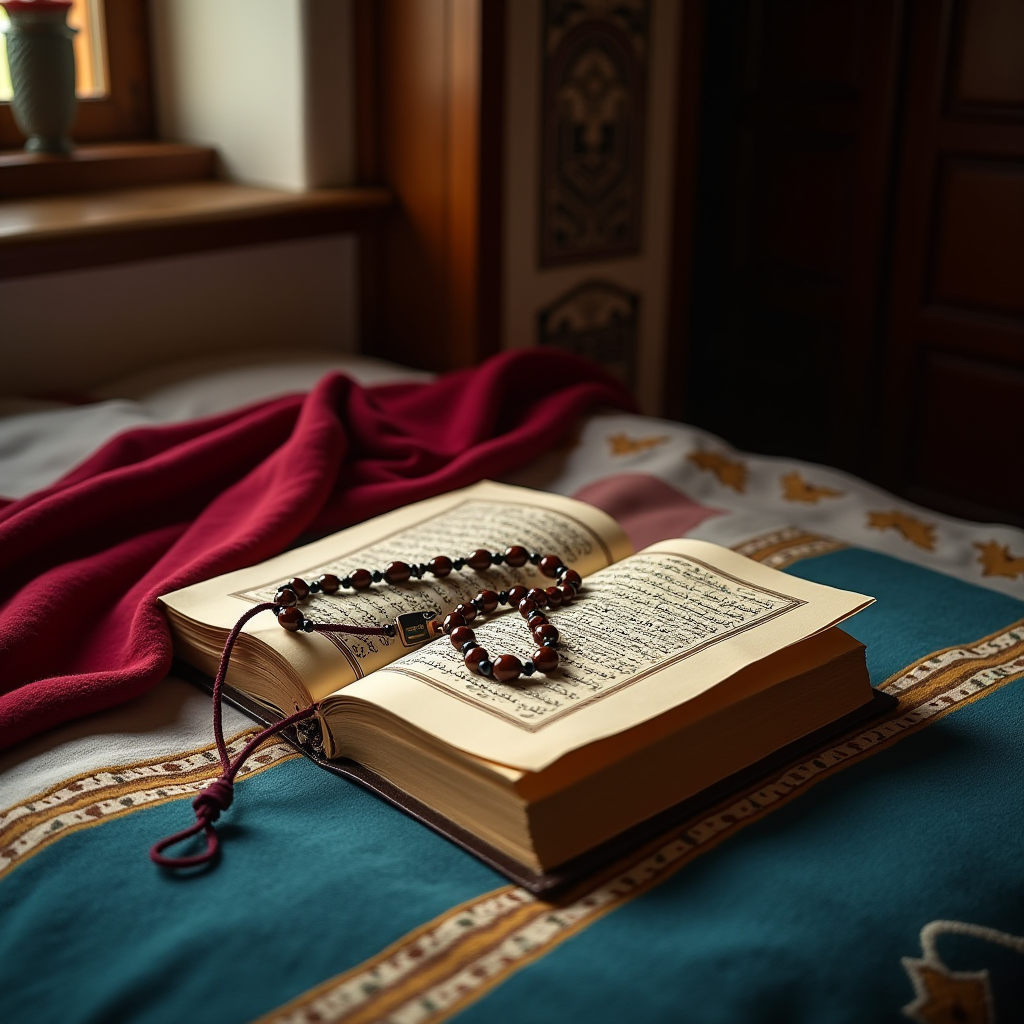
left=175, top=660, right=896, bottom=897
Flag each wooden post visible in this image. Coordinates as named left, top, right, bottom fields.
left=355, top=0, right=505, bottom=371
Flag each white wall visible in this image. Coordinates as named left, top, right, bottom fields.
left=0, top=236, right=359, bottom=394
left=302, top=0, right=357, bottom=188
left=1, top=2, right=361, bottom=397
left=150, top=0, right=356, bottom=190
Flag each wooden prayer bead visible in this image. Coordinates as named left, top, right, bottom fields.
left=317, top=574, right=340, bottom=595
left=454, top=602, right=478, bottom=622
left=504, top=546, right=529, bottom=568
left=449, top=626, right=476, bottom=650
left=349, top=569, right=372, bottom=590
left=274, top=542, right=580, bottom=686
left=443, top=612, right=466, bottom=633
left=277, top=607, right=304, bottom=631
left=428, top=556, right=453, bottom=577
left=539, top=555, right=562, bottom=578
left=532, top=646, right=559, bottom=673
left=384, top=561, right=412, bottom=584
left=464, top=646, right=490, bottom=674
left=492, top=654, right=523, bottom=682
left=532, top=623, right=559, bottom=645
left=560, top=569, right=582, bottom=589
left=467, top=548, right=493, bottom=570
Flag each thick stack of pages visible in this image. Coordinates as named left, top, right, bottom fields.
left=162, top=482, right=875, bottom=877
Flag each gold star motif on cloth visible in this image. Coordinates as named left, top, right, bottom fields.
left=780, top=471, right=844, bottom=504
left=867, top=510, right=937, bottom=551
left=607, top=433, right=668, bottom=456
left=687, top=450, right=747, bottom=492
left=901, top=958, right=992, bottom=1024
left=974, top=541, right=1024, bottom=579
left=900, top=920, right=1024, bottom=1024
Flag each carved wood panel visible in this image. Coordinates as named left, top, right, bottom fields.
left=930, top=159, right=1024, bottom=318
left=539, top=0, right=648, bottom=265
left=950, top=0, right=1024, bottom=114
left=538, top=280, right=638, bottom=386
left=881, top=0, right=1024, bottom=525
left=915, top=352, right=1024, bottom=519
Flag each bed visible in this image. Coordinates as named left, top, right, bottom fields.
left=2, top=352, right=1022, bottom=1024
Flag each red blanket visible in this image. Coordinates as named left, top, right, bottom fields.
left=0, top=351, right=633, bottom=750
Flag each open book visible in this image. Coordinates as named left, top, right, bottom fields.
left=162, top=481, right=877, bottom=879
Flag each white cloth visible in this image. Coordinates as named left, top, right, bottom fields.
left=0, top=352, right=431, bottom=500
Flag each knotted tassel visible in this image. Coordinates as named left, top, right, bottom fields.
left=150, top=777, right=234, bottom=868
left=149, top=602, right=316, bottom=868
left=150, top=597, right=400, bottom=869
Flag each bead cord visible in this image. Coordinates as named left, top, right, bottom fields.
left=274, top=546, right=582, bottom=685
left=150, top=607, right=396, bottom=870
left=149, top=547, right=580, bottom=868
left=149, top=602, right=317, bottom=869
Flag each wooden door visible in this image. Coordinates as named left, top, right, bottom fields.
left=677, top=0, right=905, bottom=474
left=879, top=0, right=1024, bottom=525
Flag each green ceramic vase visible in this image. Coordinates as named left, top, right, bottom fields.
left=1, top=0, right=77, bottom=154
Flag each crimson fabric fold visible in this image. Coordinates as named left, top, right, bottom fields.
left=0, top=350, right=634, bottom=750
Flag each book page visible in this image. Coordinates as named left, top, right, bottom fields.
left=160, top=481, right=631, bottom=699
left=333, top=539, right=873, bottom=771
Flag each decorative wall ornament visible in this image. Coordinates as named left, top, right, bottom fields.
left=538, top=280, right=639, bottom=386
left=540, top=0, right=649, bottom=265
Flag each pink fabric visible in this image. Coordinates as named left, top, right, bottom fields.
left=0, top=350, right=634, bottom=750
left=572, top=473, right=722, bottom=551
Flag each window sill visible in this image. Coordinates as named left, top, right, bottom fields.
left=0, top=142, right=218, bottom=198
left=0, top=180, right=394, bottom=279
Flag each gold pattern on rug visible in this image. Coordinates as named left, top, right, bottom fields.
left=732, top=527, right=848, bottom=569
left=902, top=964, right=990, bottom=1024
left=607, top=432, right=668, bottom=456
left=687, top=451, right=747, bottom=492
left=867, top=510, right=937, bottom=551
left=0, top=731, right=298, bottom=879
left=901, top=920, right=1024, bottom=1024
left=974, top=540, right=1024, bottom=579
left=780, top=471, right=844, bottom=504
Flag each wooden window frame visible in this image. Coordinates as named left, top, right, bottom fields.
left=0, top=0, right=154, bottom=150
left=0, top=2, right=394, bottom=289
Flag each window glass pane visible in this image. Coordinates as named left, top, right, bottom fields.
left=0, top=11, right=10, bottom=103
left=0, top=0, right=108, bottom=104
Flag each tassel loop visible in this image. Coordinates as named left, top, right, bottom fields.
left=150, top=815, right=221, bottom=868
left=149, top=775, right=236, bottom=867
left=149, top=600, right=316, bottom=869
